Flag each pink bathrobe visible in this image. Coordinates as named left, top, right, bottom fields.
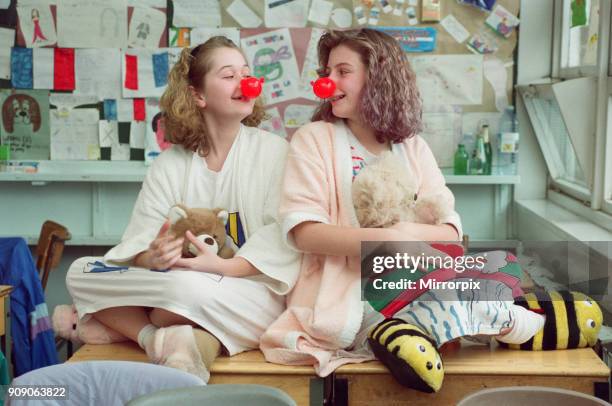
left=260, top=120, right=463, bottom=376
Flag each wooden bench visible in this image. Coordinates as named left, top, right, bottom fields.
left=68, top=340, right=609, bottom=405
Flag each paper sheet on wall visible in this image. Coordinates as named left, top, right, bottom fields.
left=128, top=0, right=165, bottom=6
left=32, top=47, right=53, bottom=89
left=284, top=104, right=315, bottom=128
left=0, top=28, right=14, bottom=79
left=144, top=98, right=167, bottom=164
left=16, top=1, right=57, bottom=47
left=129, top=120, right=146, bottom=148
left=440, top=14, right=469, bottom=43
left=226, top=0, right=262, bottom=28
left=241, top=29, right=300, bottom=105
left=116, top=98, right=134, bottom=121
left=258, top=107, right=287, bottom=138
left=50, top=108, right=100, bottom=160
left=122, top=49, right=168, bottom=98
left=74, top=49, right=122, bottom=100
left=127, top=6, right=166, bottom=48
left=264, top=0, right=308, bottom=28
left=300, top=28, right=324, bottom=101
left=410, top=54, right=483, bottom=106
left=99, top=120, right=118, bottom=148
left=308, top=0, right=333, bottom=26
left=0, top=0, right=10, bottom=8
left=0, top=89, right=50, bottom=159
left=483, top=57, right=510, bottom=112
left=173, top=0, right=220, bottom=28
left=50, top=94, right=98, bottom=110
left=57, top=0, right=128, bottom=49
left=190, top=27, right=239, bottom=47
left=420, top=105, right=462, bottom=168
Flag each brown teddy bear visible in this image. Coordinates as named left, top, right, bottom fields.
left=352, top=152, right=453, bottom=228
left=168, top=204, right=235, bottom=259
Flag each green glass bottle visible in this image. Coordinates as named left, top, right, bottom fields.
left=482, top=125, right=493, bottom=175
left=453, top=144, right=469, bottom=175
left=470, top=135, right=487, bottom=175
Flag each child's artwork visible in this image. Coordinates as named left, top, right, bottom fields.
left=259, top=107, right=287, bottom=138
left=144, top=98, right=169, bottom=164
left=264, top=0, right=308, bottom=27
left=410, top=54, right=483, bottom=106
left=127, top=6, right=166, bottom=48
left=0, top=28, right=14, bottom=80
left=122, top=49, right=169, bottom=98
left=74, top=48, right=122, bottom=100
left=190, top=27, right=240, bottom=47
left=375, top=27, right=437, bottom=53
left=241, top=29, right=301, bottom=105
left=283, top=104, right=315, bottom=128
left=50, top=107, right=99, bottom=160
left=485, top=4, right=520, bottom=38
left=172, top=0, right=220, bottom=28
left=0, top=89, right=50, bottom=159
left=32, top=48, right=75, bottom=91
left=57, top=0, right=128, bottom=48
left=16, top=1, right=57, bottom=47
left=466, top=27, right=499, bottom=54
left=225, top=0, right=262, bottom=28
left=300, top=28, right=324, bottom=101
left=11, top=48, right=33, bottom=89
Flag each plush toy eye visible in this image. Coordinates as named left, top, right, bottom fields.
left=586, top=318, right=596, bottom=329
left=417, top=344, right=426, bottom=353
left=584, top=299, right=593, bottom=306
left=426, top=361, right=433, bottom=370
left=436, top=362, right=442, bottom=370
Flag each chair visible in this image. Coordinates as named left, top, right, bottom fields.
left=457, top=386, right=610, bottom=406
left=35, top=220, right=71, bottom=291
left=34, top=221, right=72, bottom=357
left=126, top=384, right=297, bottom=406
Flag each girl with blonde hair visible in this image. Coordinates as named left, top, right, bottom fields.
left=65, top=36, right=299, bottom=381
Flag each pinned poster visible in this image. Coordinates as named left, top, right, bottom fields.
left=144, top=98, right=168, bottom=163
left=375, top=27, right=437, bottom=52
left=258, top=107, right=286, bottom=138
left=440, top=14, right=470, bottom=43
left=412, top=54, right=483, bottom=106
left=74, top=48, right=122, bottom=100
left=226, top=0, right=262, bottom=28
left=190, top=27, right=239, bottom=47
left=264, top=0, right=308, bottom=28
left=241, top=29, right=300, bottom=105
left=169, top=27, right=190, bottom=47
left=50, top=107, right=100, bottom=160
left=122, top=49, right=169, bottom=98
left=0, top=89, right=50, bottom=160
left=173, top=0, right=220, bottom=28
left=16, top=1, right=57, bottom=47
left=421, top=105, right=463, bottom=167
left=0, top=28, right=15, bottom=79
left=32, top=47, right=75, bottom=90
left=300, top=28, right=324, bottom=101
left=485, top=5, right=519, bottom=38
left=128, top=6, right=166, bottom=48
left=57, top=0, right=128, bottom=49
left=284, top=104, right=315, bottom=128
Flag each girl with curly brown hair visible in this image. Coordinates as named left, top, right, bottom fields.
left=65, top=36, right=300, bottom=382
left=262, top=29, right=546, bottom=394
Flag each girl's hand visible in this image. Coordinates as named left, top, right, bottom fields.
left=174, top=230, right=224, bottom=274
left=134, top=220, right=184, bottom=271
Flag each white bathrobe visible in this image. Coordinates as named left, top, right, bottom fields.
left=66, top=125, right=301, bottom=355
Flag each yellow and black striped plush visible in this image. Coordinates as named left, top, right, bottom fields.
left=502, top=290, right=602, bottom=351
left=368, top=318, right=444, bottom=393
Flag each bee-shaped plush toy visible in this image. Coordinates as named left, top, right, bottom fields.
left=368, top=318, right=444, bottom=393
left=499, top=290, right=602, bottom=351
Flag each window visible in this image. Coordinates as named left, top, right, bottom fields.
left=560, top=0, right=600, bottom=74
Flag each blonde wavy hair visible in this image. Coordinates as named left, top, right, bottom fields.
left=312, top=29, right=423, bottom=143
left=159, top=36, right=267, bottom=156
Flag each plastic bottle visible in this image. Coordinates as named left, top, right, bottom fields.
left=0, top=144, right=8, bottom=172
left=497, top=106, right=519, bottom=175
left=481, top=124, right=492, bottom=175
left=453, top=144, right=469, bottom=175
left=470, top=134, right=487, bottom=175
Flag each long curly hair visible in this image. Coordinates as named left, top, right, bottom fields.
left=312, top=29, right=422, bottom=144
left=159, top=36, right=267, bottom=156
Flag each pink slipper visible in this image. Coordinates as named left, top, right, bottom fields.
left=151, top=325, right=210, bottom=382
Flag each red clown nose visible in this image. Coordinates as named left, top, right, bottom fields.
left=311, top=77, right=336, bottom=99
left=240, top=77, right=264, bottom=98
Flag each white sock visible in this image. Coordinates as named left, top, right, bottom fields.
left=496, top=305, right=545, bottom=345
left=137, top=324, right=158, bottom=351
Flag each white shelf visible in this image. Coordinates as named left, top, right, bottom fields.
left=0, top=161, right=520, bottom=185
left=0, top=161, right=148, bottom=182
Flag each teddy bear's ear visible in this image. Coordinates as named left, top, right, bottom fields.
left=168, top=205, right=188, bottom=225
left=216, top=210, right=229, bottom=225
